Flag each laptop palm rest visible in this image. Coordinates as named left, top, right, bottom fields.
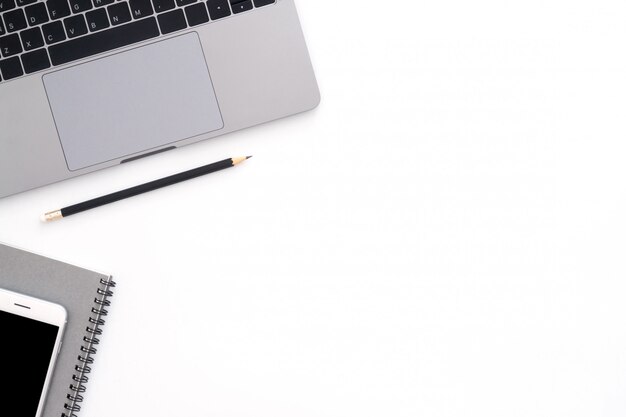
left=43, top=33, right=224, bottom=171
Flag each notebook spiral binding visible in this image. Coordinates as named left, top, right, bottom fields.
left=62, top=277, right=116, bottom=417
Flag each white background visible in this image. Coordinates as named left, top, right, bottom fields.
left=1, top=1, right=626, bottom=416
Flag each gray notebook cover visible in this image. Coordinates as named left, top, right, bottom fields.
left=0, top=243, right=115, bottom=417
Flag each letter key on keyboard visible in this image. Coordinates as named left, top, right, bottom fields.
left=48, top=17, right=160, bottom=66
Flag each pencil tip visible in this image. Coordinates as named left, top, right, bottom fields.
left=232, top=156, right=252, bottom=165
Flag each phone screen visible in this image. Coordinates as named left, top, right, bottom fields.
left=0, top=309, right=60, bottom=416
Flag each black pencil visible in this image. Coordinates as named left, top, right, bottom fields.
left=42, top=156, right=252, bottom=222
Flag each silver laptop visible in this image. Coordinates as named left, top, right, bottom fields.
left=0, top=0, right=318, bottom=198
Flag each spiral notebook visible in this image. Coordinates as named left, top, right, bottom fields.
left=0, top=243, right=115, bottom=417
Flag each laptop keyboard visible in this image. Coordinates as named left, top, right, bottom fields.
left=0, top=0, right=275, bottom=82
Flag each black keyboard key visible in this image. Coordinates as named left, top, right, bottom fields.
left=0, top=20, right=5, bottom=37
left=230, top=0, right=251, bottom=14
left=4, top=9, right=27, bottom=32
left=206, top=0, right=229, bottom=20
left=63, top=13, right=87, bottom=37
left=107, top=2, right=130, bottom=25
left=157, top=9, right=185, bottom=34
left=253, top=0, right=274, bottom=6
left=0, top=0, right=16, bottom=12
left=21, top=48, right=50, bottom=73
left=184, top=3, right=208, bottom=26
left=47, top=0, right=71, bottom=19
left=48, top=16, right=159, bottom=66
left=129, top=0, right=152, bottom=19
left=0, top=33, right=22, bottom=57
left=85, top=8, right=109, bottom=31
left=92, top=0, right=113, bottom=7
left=42, top=20, right=66, bottom=44
left=16, top=0, right=36, bottom=6
left=151, top=0, right=173, bottom=13
left=20, top=27, right=44, bottom=50
left=0, top=56, right=22, bottom=79
left=25, top=3, right=50, bottom=26
left=175, top=0, right=194, bottom=7
left=69, top=0, right=91, bottom=13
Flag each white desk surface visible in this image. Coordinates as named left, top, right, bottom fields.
left=2, top=1, right=626, bottom=416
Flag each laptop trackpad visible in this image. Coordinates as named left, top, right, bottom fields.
left=43, top=33, right=223, bottom=171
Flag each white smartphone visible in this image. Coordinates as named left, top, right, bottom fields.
left=0, top=289, right=67, bottom=417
